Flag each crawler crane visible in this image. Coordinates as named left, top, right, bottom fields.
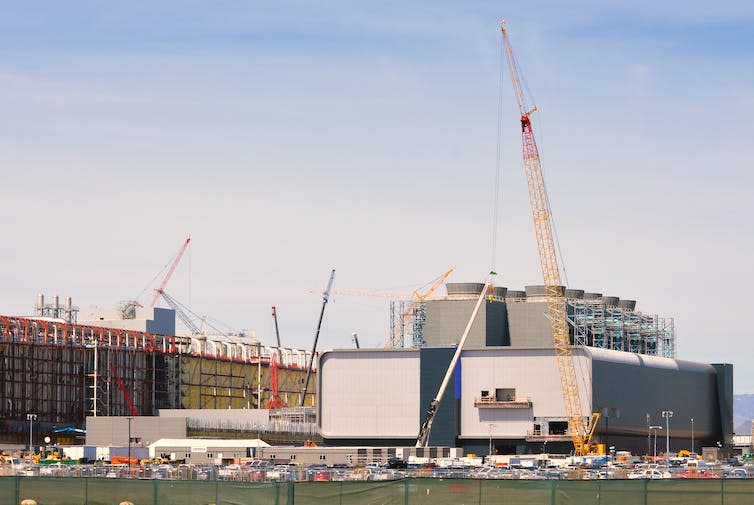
left=500, top=20, right=600, bottom=455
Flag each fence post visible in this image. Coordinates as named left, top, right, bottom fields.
left=478, top=478, right=482, bottom=505
left=597, top=478, right=601, bottom=505
left=550, top=479, right=556, bottom=505
left=339, top=480, right=343, bottom=505
left=152, top=479, right=158, bottom=505
left=84, top=477, right=88, bottom=505
left=287, top=480, right=294, bottom=505
left=644, top=478, right=648, bottom=505
left=403, top=478, right=409, bottom=505
left=721, top=477, right=725, bottom=505
left=14, top=476, right=19, bottom=505
left=215, top=479, right=220, bottom=505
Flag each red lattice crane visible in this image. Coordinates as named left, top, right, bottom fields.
left=499, top=20, right=600, bottom=455
left=266, top=352, right=286, bottom=409
left=109, top=361, right=139, bottom=416
left=149, top=236, right=191, bottom=309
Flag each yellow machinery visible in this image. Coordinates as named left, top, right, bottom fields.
left=499, top=20, right=600, bottom=455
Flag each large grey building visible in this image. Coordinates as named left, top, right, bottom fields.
left=318, top=283, right=732, bottom=456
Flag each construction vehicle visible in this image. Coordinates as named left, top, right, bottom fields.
left=499, top=20, right=601, bottom=455
left=416, top=277, right=494, bottom=447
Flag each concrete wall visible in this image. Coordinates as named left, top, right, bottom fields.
left=85, top=416, right=186, bottom=447
left=505, top=301, right=552, bottom=347
left=158, top=409, right=270, bottom=426
left=423, top=299, right=508, bottom=348
left=77, top=307, right=175, bottom=336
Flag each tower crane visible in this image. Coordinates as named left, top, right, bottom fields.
left=499, top=20, right=600, bottom=455
left=386, top=268, right=454, bottom=348
left=149, top=236, right=191, bottom=309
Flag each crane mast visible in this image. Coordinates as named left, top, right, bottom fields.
left=499, top=20, right=599, bottom=455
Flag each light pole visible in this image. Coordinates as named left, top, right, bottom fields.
left=488, top=424, right=496, bottom=461
left=26, top=413, right=37, bottom=455
left=662, top=411, right=673, bottom=460
left=691, top=418, right=694, bottom=455
left=646, top=413, right=651, bottom=456
left=126, top=417, right=133, bottom=476
left=650, top=426, right=663, bottom=459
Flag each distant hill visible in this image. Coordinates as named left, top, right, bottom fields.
left=734, top=394, right=754, bottom=434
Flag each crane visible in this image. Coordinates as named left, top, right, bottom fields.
left=499, top=20, right=600, bottom=456
left=387, top=268, right=454, bottom=348
left=109, top=362, right=139, bottom=416
left=416, top=276, right=494, bottom=447
left=266, top=352, right=286, bottom=409
left=159, top=290, right=202, bottom=336
left=149, top=236, right=191, bottom=308
left=271, top=306, right=282, bottom=347
left=300, top=269, right=335, bottom=407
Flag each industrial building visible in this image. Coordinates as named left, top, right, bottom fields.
left=0, top=296, right=316, bottom=445
left=318, top=283, right=733, bottom=456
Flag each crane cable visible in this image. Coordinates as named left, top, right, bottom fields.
left=491, top=33, right=505, bottom=273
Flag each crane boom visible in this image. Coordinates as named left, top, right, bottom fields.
left=499, top=20, right=598, bottom=455
left=416, top=280, right=492, bottom=447
left=300, top=269, right=336, bottom=407
left=149, top=236, right=191, bottom=308
left=109, top=361, right=139, bottom=416
left=387, top=268, right=454, bottom=348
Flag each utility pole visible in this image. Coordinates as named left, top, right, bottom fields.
left=691, top=418, right=694, bottom=455
left=488, top=424, right=496, bottom=460
left=650, top=426, right=663, bottom=459
left=662, top=411, right=673, bottom=460
left=127, top=417, right=133, bottom=476
left=300, top=269, right=335, bottom=407
left=27, top=413, right=37, bottom=455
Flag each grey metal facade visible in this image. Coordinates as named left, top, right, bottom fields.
left=318, top=347, right=732, bottom=455
left=424, top=300, right=509, bottom=347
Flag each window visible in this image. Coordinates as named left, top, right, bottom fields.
left=290, top=454, right=296, bottom=460
left=496, top=388, right=516, bottom=401
left=319, top=455, right=326, bottom=460
left=207, top=453, right=213, bottom=458
left=481, top=390, right=490, bottom=398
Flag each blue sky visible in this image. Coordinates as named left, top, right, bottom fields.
left=1, top=1, right=753, bottom=392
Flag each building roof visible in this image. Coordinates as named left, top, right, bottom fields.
left=148, top=438, right=270, bottom=449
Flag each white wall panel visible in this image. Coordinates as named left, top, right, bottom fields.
left=319, top=350, right=420, bottom=438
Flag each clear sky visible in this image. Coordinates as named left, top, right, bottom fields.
left=1, top=2, right=753, bottom=392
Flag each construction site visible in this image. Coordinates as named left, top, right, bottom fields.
left=0, top=293, right=316, bottom=445
left=0, top=21, right=738, bottom=467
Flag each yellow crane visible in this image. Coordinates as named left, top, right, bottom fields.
left=499, top=20, right=600, bottom=456
left=386, top=268, right=454, bottom=348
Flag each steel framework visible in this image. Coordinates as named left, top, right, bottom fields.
left=0, top=315, right=312, bottom=444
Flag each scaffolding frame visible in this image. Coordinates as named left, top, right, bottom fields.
left=0, top=315, right=313, bottom=443
left=567, top=301, right=675, bottom=358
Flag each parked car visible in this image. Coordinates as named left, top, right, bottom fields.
left=627, top=469, right=670, bottom=480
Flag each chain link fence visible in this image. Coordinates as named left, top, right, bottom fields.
left=2, top=476, right=753, bottom=505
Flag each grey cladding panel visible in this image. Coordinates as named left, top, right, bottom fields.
left=506, top=302, right=553, bottom=348
left=592, top=358, right=719, bottom=441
